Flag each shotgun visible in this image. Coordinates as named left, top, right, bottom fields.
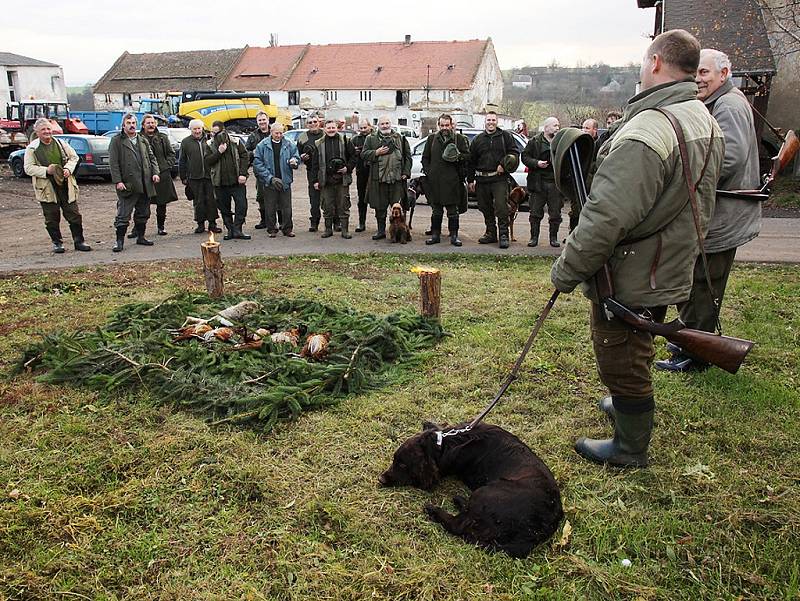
left=567, top=144, right=754, bottom=374
left=717, top=129, right=798, bottom=201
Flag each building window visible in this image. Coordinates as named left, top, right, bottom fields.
left=398, top=118, right=408, bottom=126
left=325, top=90, right=338, bottom=102
left=441, top=90, right=453, bottom=102
left=360, top=90, right=372, bottom=102
left=6, top=71, right=14, bottom=86
left=105, top=94, right=112, bottom=103
left=396, top=90, right=408, bottom=106
left=9, top=90, right=15, bottom=102
left=288, top=91, right=299, bottom=105
left=123, top=93, right=132, bottom=107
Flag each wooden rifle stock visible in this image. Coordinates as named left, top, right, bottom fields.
left=602, top=298, right=754, bottom=374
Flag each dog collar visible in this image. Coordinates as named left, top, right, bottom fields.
left=435, top=425, right=473, bottom=447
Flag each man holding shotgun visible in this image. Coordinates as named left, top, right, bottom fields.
left=656, top=48, right=761, bottom=373
left=549, top=30, right=724, bottom=468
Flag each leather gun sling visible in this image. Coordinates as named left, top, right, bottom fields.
left=654, top=107, right=721, bottom=333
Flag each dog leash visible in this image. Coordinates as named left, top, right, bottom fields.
left=436, top=290, right=560, bottom=445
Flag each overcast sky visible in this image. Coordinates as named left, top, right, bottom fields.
left=9, top=0, right=656, bottom=86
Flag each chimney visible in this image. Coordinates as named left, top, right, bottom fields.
left=404, top=34, right=412, bottom=46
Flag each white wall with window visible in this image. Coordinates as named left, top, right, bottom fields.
left=0, top=64, right=66, bottom=114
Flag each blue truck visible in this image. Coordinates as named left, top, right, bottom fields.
left=67, top=110, right=148, bottom=134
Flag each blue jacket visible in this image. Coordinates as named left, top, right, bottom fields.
left=253, top=136, right=300, bottom=187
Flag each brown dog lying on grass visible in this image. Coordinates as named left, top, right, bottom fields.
left=388, top=202, right=412, bottom=244
left=379, top=421, right=563, bottom=558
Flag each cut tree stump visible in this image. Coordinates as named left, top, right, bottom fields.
left=201, top=237, right=224, bottom=298
left=412, top=266, right=441, bottom=318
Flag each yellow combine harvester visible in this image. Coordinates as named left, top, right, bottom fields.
left=139, top=91, right=292, bottom=133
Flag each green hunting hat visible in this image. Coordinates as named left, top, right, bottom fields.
left=551, top=128, right=594, bottom=204
left=442, top=142, right=460, bottom=162
left=502, top=153, right=519, bottom=173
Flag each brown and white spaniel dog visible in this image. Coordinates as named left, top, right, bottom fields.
left=388, top=202, right=412, bottom=244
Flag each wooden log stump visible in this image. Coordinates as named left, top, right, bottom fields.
left=412, top=266, right=441, bottom=318
left=201, top=235, right=224, bottom=298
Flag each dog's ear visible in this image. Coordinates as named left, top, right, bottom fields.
left=422, top=420, right=439, bottom=431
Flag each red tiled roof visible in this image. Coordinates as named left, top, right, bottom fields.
left=222, top=45, right=309, bottom=91
left=281, top=40, right=489, bottom=91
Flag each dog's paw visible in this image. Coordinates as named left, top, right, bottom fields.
left=424, top=503, right=442, bottom=521
left=452, top=495, right=468, bottom=511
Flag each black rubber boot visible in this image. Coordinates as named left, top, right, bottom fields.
left=194, top=222, right=205, bottom=234
left=208, top=221, right=222, bottom=234
left=426, top=213, right=442, bottom=245
left=549, top=221, right=561, bottom=248
left=127, top=229, right=137, bottom=239
left=527, top=219, right=541, bottom=247
left=498, top=226, right=510, bottom=249
left=355, top=205, right=367, bottom=232
left=575, top=408, right=654, bottom=468
left=309, top=218, right=319, bottom=233
left=112, top=226, right=126, bottom=252
left=478, top=225, right=497, bottom=244
left=233, top=225, right=251, bottom=240
left=448, top=215, right=462, bottom=247
left=321, top=218, right=334, bottom=238
left=70, top=223, right=92, bottom=251
left=334, top=219, right=342, bottom=233
left=157, top=212, right=167, bottom=236
left=372, top=216, right=386, bottom=240
left=254, top=207, right=267, bottom=229
left=136, top=224, right=154, bottom=246
left=341, top=218, right=352, bottom=239
left=47, top=226, right=64, bottom=253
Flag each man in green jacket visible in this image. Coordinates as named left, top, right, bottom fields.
left=179, top=119, right=221, bottom=235
left=297, top=115, right=325, bottom=231
left=522, top=117, right=564, bottom=247
left=207, top=121, right=251, bottom=240
left=550, top=29, right=724, bottom=468
left=422, top=114, right=470, bottom=246
left=137, top=114, right=177, bottom=237
left=310, top=119, right=357, bottom=239
left=109, top=113, right=160, bottom=252
left=361, top=115, right=412, bottom=240
left=468, top=112, right=519, bottom=249
left=351, top=119, right=373, bottom=232
left=23, top=118, right=91, bottom=253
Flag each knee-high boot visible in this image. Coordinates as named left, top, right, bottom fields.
left=448, top=215, right=462, bottom=247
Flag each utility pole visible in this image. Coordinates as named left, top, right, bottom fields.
left=426, top=64, right=431, bottom=112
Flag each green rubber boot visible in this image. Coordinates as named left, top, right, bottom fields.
left=575, top=409, right=653, bottom=468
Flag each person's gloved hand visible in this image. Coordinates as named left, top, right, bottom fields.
left=271, top=177, right=284, bottom=192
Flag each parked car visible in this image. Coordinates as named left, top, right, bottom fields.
left=103, top=127, right=190, bottom=177
left=409, top=128, right=530, bottom=209
left=9, top=134, right=112, bottom=179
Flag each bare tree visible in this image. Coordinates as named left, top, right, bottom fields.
left=756, top=0, right=800, bottom=57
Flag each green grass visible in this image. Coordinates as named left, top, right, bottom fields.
left=1, top=255, right=798, bottom=600
left=770, top=178, right=800, bottom=208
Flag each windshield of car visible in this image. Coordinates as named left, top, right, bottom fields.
left=88, top=137, right=111, bottom=152
left=167, top=129, right=192, bottom=143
